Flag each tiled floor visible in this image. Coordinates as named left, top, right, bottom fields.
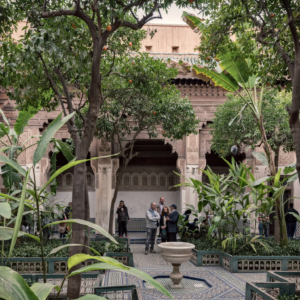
left=102, top=244, right=267, bottom=300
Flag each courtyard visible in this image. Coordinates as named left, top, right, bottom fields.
left=1, top=0, right=300, bottom=300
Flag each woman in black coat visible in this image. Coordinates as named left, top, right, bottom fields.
left=116, top=200, right=130, bottom=237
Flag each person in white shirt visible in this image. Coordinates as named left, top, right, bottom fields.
left=145, top=202, right=161, bottom=255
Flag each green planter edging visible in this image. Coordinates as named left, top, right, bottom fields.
left=104, top=249, right=134, bottom=267
left=21, top=273, right=100, bottom=300
left=94, top=273, right=139, bottom=300
left=191, top=249, right=221, bottom=266
left=191, top=249, right=300, bottom=273
left=1, top=249, right=133, bottom=273
left=245, top=281, right=295, bottom=300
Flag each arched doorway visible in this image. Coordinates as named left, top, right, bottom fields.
left=203, top=150, right=246, bottom=183
left=116, top=139, right=180, bottom=231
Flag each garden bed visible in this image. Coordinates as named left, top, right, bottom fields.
left=188, top=238, right=300, bottom=273
left=191, top=249, right=300, bottom=273
left=1, top=237, right=133, bottom=273
left=22, top=273, right=99, bottom=299
left=245, top=271, right=300, bottom=300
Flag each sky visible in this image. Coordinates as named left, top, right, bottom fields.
left=145, top=4, right=200, bottom=25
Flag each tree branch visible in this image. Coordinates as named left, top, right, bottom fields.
left=281, top=0, right=300, bottom=54
left=121, top=1, right=161, bottom=29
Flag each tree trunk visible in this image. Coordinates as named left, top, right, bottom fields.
left=67, top=162, right=87, bottom=299
left=83, top=181, right=90, bottom=255
left=274, top=147, right=280, bottom=242
left=109, top=166, right=125, bottom=235
left=289, top=63, right=300, bottom=181
left=256, top=117, right=288, bottom=245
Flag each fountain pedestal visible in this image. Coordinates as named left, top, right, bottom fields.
left=158, top=242, right=195, bottom=289
left=170, top=263, right=183, bottom=288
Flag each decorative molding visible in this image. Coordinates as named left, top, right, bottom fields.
left=111, top=159, right=119, bottom=189
left=99, top=138, right=111, bottom=164
left=177, top=159, right=186, bottom=189
left=119, top=171, right=178, bottom=191
left=198, top=159, right=206, bottom=177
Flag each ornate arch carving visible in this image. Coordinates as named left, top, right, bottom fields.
left=64, top=172, right=73, bottom=187
left=131, top=172, right=139, bottom=186
left=140, top=172, right=149, bottom=187
left=158, top=173, right=167, bottom=187
left=122, top=173, right=131, bottom=187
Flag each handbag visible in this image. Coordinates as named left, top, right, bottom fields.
left=161, top=228, right=167, bottom=240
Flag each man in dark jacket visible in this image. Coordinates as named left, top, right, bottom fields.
left=285, top=203, right=299, bottom=238
left=166, top=204, right=179, bottom=242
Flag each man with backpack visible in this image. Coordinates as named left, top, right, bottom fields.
left=285, top=203, right=299, bottom=238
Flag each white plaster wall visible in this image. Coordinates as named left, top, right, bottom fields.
left=115, top=191, right=181, bottom=218
left=51, top=191, right=96, bottom=219
left=293, top=180, right=300, bottom=212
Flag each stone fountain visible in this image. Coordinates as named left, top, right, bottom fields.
left=158, top=242, right=195, bottom=288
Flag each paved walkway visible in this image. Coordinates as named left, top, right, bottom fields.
left=102, top=243, right=267, bottom=300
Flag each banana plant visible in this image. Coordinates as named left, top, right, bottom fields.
left=0, top=106, right=38, bottom=193
left=182, top=12, right=276, bottom=178
left=0, top=251, right=173, bottom=299
left=0, top=112, right=115, bottom=281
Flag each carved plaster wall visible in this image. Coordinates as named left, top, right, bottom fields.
left=199, top=131, right=212, bottom=158
left=187, top=133, right=199, bottom=165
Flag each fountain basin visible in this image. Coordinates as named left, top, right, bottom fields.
left=158, top=242, right=195, bottom=289
left=158, top=242, right=195, bottom=264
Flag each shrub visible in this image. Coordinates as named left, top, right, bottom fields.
left=188, top=238, right=300, bottom=256
left=2, top=238, right=128, bottom=258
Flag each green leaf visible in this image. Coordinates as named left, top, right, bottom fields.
left=74, top=296, right=107, bottom=300
left=273, top=169, right=281, bottom=187
left=55, top=140, right=75, bottom=162
left=218, top=53, right=250, bottom=85
left=7, top=211, right=33, bottom=226
left=33, top=112, right=75, bottom=166
left=0, top=266, right=39, bottom=300
left=249, top=243, right=257, bottom=253
left=45, top=219, right=117, bottom=243
left=251, top=176, right=270, bottom=187
left=69, top=262, right=173, bottom=299
left=9, top=170, right=30, bottom=257
left=288, top=212, right=300, bottom=223
left=229, top=104, right=247, bottom=126
left=14, top=107, right=36, bottom=136
left=0, top=227, right=40, bottom=241
left=287, top=173, right=298, bottom=184
left=182, top=12, right=205, bottom=32
left=284, top=165, right=296, bottom=175
left=0, top=193, right=35, bottom=210
left=0, top=108, right=11, bottom=126
left=67, top=254, right=127, bottom=270
left=30, top=282, right=60, bottom=300
left=0, top=155, right=28, bottom=178
left=0, top=202, right=11, bottom=218
left=252, top=151, right=269, bottom=166
left=193, top=66, right=239, bottom=92
left=47, top=244, right=101, bottom=257
left=1, top=163, right=21, bottom=191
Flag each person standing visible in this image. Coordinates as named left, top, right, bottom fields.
left=166, top=204, right=179, bottom=242
left=285, top=203, right=299, bottom=238
left=116, top=200, right=130, bottom=238
left=258, top=212, right=269, bottom=238
left=58, top=212, right=67, bottom=239
left=154, top=207, right=160, bottom=244
left=145, top=202, right=161, bottom=255
left=65, top=202, right=72, bottom=219
left=160, top=206, right=170, bottom=243
left=157, top=197, right=165, bottom=237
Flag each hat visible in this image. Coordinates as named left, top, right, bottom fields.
left=170, top=204, right=177, bottom=209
